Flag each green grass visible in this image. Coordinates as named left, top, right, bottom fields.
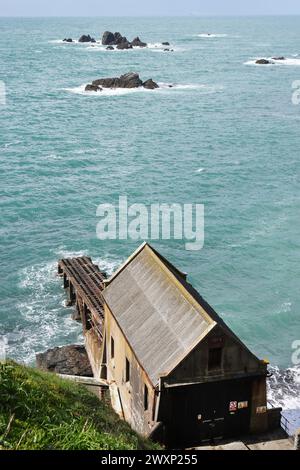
left=0, top=361, right=160, bottom=450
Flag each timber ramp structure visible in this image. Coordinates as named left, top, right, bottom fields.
left=58, top=257, right=107, bottom=341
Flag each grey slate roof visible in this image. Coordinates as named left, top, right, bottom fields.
left=102, top=243, right=216, bottom=386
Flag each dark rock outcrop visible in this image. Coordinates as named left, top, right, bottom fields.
left=87, top=73, right=159, bottom=91
left=63, top=38, right=73, bottom=43
left=101, top=31, right=148, bottom=48
left=143, top=79, right=159, bottom=89
left=106, top=45, right=114, bottom=50
left=131, top=36, right=147, bottom=47
left=102, top=31, right=116, bottom=45
left=116, top=41, right=133, bottom=50
left=36, top=345, right=93, bottom=377
left=92, top=72, right=143, bottom=89
left=79, top=34, right=96, bottom=43
left=272, top=56, right=286, bottom=61
left=85, top=84, right=102, bottom=92
left=114, top=32, right=127, bottom=44
left=162, top=41, right=170, bottom=46
left=256, top=59, right=272, bottom=65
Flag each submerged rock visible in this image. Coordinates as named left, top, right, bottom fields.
left=143, top=79, right=159, bottom=89
left=36, top=345, right=93, bottom=377
left=162, top=41, right=170, bottom=46
left=63, top=38, right=73, bottom=43
left=85, top=84, right=102, bottom=92
left=106, top=45, right=114, bottom=50
left=272, top=56, right=286, bottom=61
left=256, top=59, right=272, bottom=65
left=79, top=34, right=96, bottom=43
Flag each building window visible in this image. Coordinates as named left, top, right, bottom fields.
left=144, top=385, right=149, bottom=411
left=125, top=357, right=130, bottom=383
left=208, top=347, right=223, bottom=370
left=110, top=336, right=115, bottom=360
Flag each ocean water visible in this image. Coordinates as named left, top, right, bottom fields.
left=0, top=17, right=299, bottom=417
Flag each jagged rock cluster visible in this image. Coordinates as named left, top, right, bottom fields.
left=102, top=31, right=147, bottom=49
left=85, top=72, right=159, bottom=92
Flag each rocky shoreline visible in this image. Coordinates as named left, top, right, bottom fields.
left=36, top=344, right=93, bottom=377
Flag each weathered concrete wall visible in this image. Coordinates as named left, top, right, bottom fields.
left=85, top=329, right=103, bottom=378
left=103, top=304, right=156, bottom=436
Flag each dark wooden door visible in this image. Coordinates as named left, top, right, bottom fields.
left=167, top=378, right=252, bottom=447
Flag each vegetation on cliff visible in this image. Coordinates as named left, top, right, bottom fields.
left=0, top=361, right=159, bottom=450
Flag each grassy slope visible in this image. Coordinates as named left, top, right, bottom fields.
left=0, top=361, right=160, bottom=450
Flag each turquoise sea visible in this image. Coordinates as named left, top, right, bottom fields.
left=0, top=17, right=299, bottom=416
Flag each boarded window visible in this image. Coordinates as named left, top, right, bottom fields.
left=208, top=347, right=223, bottom=370
left=125, top=358, right=130, bottom=383
left=111, top=336, right=115, bottom=360
left=144, top=385, right=149, bottom=411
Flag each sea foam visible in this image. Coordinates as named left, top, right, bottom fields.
left=197, top=33, right=228, bottom=38
left=268, top=365, right=300, bottom=436
left=245, top=57, right=300, bottom=66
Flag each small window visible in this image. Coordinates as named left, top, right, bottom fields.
left=208, top=347, right=223, bottom=370
left=110, top=336, right=115, bottom=360
left=125, top=358, right=130, bottom=383
left=144, top=385, right=149, bottom=411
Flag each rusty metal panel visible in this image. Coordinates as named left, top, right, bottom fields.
left=103, top=246, right=213, bottom=386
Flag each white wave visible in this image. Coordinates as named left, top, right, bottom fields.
left=3, top=141, right=21, bottom=148
left=197, top=33, right=228, bottom=38
left=64, top=82, right=216, bottom=98
left=93, top=257, right=122, bottom=276
left=64, top=84, right=151, bottom=97
left=196, top=168, right=205, bottom=173
left=268, top=366, right=300, bottom=436
left=44, top=153, right=62, bottom=160
left=49, top=39, right=101, bottom=45
left=245, top=57, right=300, bottom=66
left=8, top=260, right=83, bottom=364
left=54, top=247, right=89, bottom=259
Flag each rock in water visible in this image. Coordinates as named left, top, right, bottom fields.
left=162, top=41, right=170, bottom=46
left=256, top=59, right=272, bottom=64
left=85, top=84, right=102, bottom=92
left=93, top=73, right=142, bottom=88
left=63, top=38, right=73, bottom=43
left=119, top=72, right=143, bottom=88
left=116, top=41, right=133, bottom=50
left=36, top=345, right=93, bottom=377
left=143, top=79, right=159, bottom=89
left=79, top=34, right=96, bottom=43
left=102, top=31, right=116, bottom=45
left=131, top=36, right=147, bottom=47
left=114, top=32, right=127, bottom=44
left=91, top=73, right=159, bottom=89
left=272, top=56, right=286, bottom=61
left=106, top=45, right=114, bottom=50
